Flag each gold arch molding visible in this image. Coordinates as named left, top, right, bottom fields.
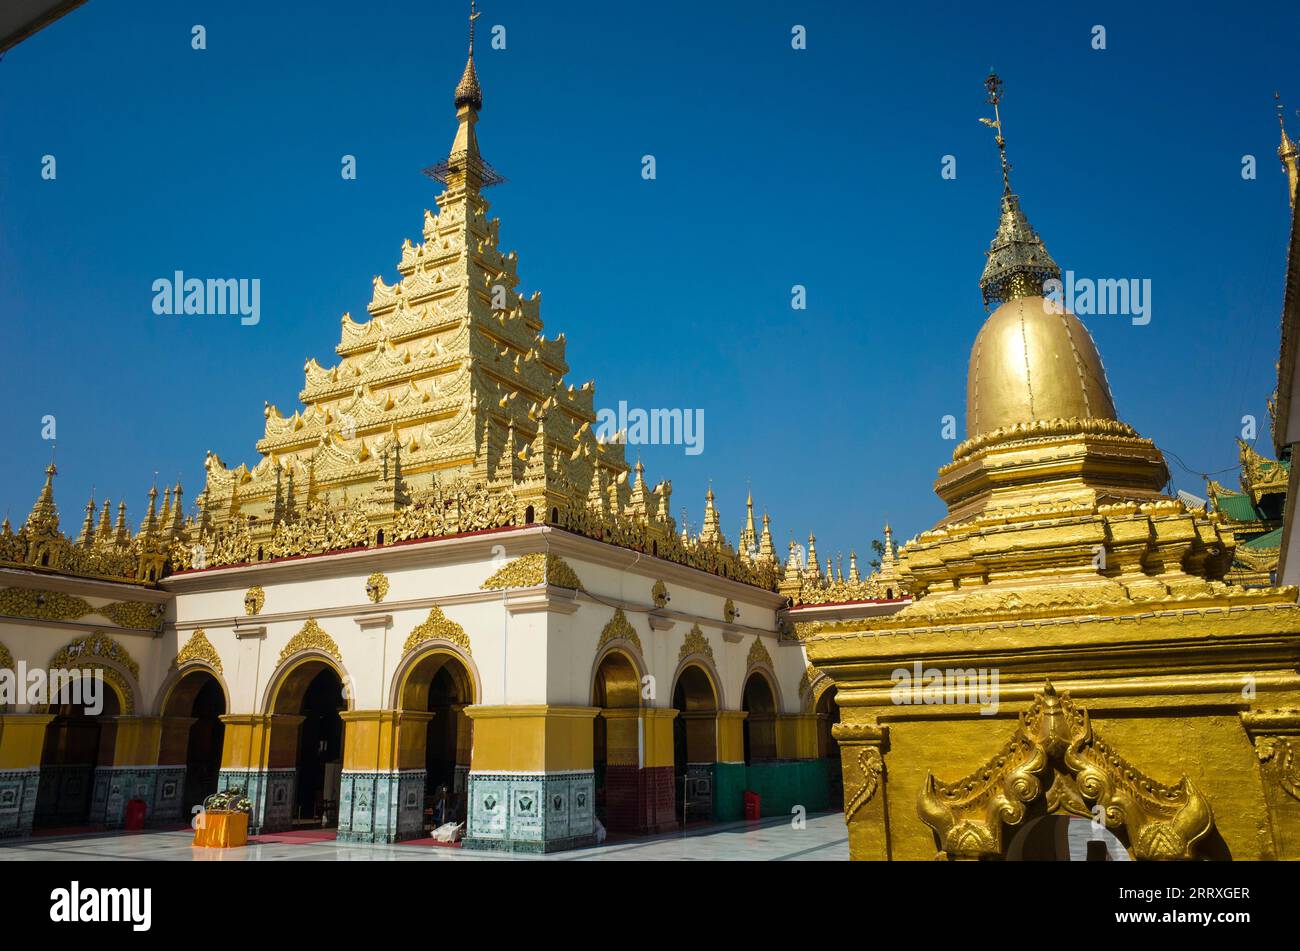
left=918, top=681, right=1215, bottom=861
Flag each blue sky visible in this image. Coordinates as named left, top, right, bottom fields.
left=1, top=0, right=1298, bottom=564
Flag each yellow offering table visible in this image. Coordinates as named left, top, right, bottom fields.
left=192, top=811, right=249, bottom=848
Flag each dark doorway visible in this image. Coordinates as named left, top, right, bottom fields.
left=35, top=686, right=121, bottom=828
left=424, top=666, right=461, bottom=827
left=182, top=678, right=225, bottom=809
left=672, top=665, right=717, bottom=824
left=293, top=667, right=345, bottom=827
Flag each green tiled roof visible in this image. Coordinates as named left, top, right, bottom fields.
left=1215, top=490, right=1263, bottom=522
left=1241, top=527, right=1283, bottom=551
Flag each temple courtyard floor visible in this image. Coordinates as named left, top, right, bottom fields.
left=0, top=811, right=848, bottom=862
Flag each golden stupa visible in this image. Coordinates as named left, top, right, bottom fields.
left=801, top=73, right=1300, bottom=861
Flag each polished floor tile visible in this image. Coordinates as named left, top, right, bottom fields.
left=0, top=812, right=848, bottom=862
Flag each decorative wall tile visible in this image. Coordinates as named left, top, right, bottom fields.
left=0, top=768, right=40, bottom=838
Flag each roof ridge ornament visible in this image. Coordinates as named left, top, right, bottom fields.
left=977, top=71, right=1061, bottom=308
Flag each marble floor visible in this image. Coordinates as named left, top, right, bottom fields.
left=0, top=812, right=848, bottom=861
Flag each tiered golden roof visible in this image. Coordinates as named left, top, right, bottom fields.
left=166, top=31, right=788, bottom=589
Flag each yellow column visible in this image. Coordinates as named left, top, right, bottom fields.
left=0, top=714, right=53, bottom=837
left=776, top=713, right=820, bottom=760
left=716, top=710, right=747, bottom=763
left=340, top=710, right=400, bottom=772
left=642, top=707, right=678, bottom=768
left=107, top=716, right=163, bottom=767
left=218, top=714, right=273, bottom=771
left=0, top=714, right=54, bottom=770
left=465, top=705, right=599, bottom=771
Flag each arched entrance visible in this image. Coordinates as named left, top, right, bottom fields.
left=35, top=679, right=122, bottom=828
left=815, top=685, right=843, bottom=808
left=159, top=669, right=226, bottom=816
left=396, top=649, right=474, bottom=832
left=1006, top=815, right=1132, bottom=861
left=592, top=649, right=641, bottom=832
left=672, top=664, right=717, bottom=824
left=268, top=659, right=346, bottom=829
left=741, top=672, right=777, bottom=764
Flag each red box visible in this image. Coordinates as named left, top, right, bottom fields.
left=123, top=798, right=147, bottom=831
left=743, top=791, right=761, bottom=821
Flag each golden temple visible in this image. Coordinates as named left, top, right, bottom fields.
left=2, top=11, right=1299, bottom=864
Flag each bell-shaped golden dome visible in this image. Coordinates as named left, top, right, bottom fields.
left=966, top=295, right=1117, bottom=439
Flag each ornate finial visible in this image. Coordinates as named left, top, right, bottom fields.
left=454, top=0, right=484, bottom=111
left=1277, top=92, right=1299, bottom=209
left=982, top=70, right=1012, bottom=195
left=977, top=71, right=1060, bottom=307
left=426, top=0, right=504, bottom=190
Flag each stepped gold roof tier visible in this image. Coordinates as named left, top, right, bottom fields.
left=165, top=39, right=788, bottom=590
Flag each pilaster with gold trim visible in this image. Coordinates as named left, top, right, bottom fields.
left=834, top=719, right=888, bottom=861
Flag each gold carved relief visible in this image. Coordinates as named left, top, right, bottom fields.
left=843, top=746, right=884, bottom=822
left=597, top=608, right=642, bottom=654
left=0, top=588, right=92, bottom=621
left=365, top=571, right=390, bottom=603
left=50, top=631, right=140, bottom=679
left=173, top=629, right=223, bottom=674
left=100, top=601, right=163, bottom=631
left=746, top=636, right=774, bottom=671
left=1257, top=736, right=1300, bottom=802
left=46, top=632, right=139, bottom=713
left=401, top=606, right=471, bottom=656
left=917, top=681, right=1214, bottom=861
left=244, top=585, right=265, bottom=616
left=480, top=552, right=585, bottom=592
left=651, top=580, right=669, bottom=608
left=678, top=623, right=714, bottom=663
left=278, top=618, right=341, bottom=665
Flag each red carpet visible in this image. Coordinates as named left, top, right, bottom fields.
left=248, top=828, right=337, bottom=845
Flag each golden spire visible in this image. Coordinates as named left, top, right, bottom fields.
left=1277, top=92, right=1298, bottom=209
left=77, top=493, right=96, bottom=547
left=977, top=71, right=1060, bottom=307
left=114, top=501, right=129, bottom=546
left=757, top=511, right=775, bottom=563
left=171, top=481, right=186, bottom=536
left=738, top=488, right=757, bottom=558
left=25, top=458, right=60, bottom=537
left=425, top=1, right=504, bottom=192
left=701, top=485, right=721, bottom=543
left=96, top=499, right=112, bottom=542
